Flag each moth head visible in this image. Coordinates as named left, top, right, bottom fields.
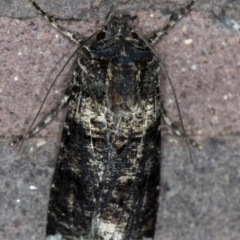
left=97, top=13, right=138, bottom=41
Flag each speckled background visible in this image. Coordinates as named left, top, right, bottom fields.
left=1, top=0, right=240, bottom=239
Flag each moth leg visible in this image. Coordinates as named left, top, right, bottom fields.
left=10, top=79, right=76, bottom=146
left=10, top=95, right=69, bottom=146
left=29, top=0, right=83, bottom=44
left=160, top=104, right=201, bottom=149
left=148, top=0, right=198, bottom=45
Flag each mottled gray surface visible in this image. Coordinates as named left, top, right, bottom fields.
left=1, top=0, right=239, bottom=20
left=1, top=0, right=240, bottom=239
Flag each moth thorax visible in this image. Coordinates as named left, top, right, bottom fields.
left=108, top=56, right=138, bottom=113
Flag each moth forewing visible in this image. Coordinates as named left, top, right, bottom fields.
left=23, top=1, right=200, bottom=240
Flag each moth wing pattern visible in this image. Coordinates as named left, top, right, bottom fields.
left=25, top=1, right=200, bottom=240
left=46, top=16, right=161, bottom=240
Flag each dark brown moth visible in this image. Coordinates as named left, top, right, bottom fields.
left=19, top=1, right=200, bottom=239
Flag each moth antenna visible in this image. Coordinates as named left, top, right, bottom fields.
left=159, top=60, right=195, bottom=163
left=17, top=33, right=99, bottom=153
left=136, top=31, right=197, bottom=163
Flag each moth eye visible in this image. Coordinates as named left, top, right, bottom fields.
left=132, top=32, right=138, bottom=40
left=96, top=31, right=106, bottom=41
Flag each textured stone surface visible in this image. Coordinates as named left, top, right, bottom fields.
left=1, top=0, right=240, bottom=239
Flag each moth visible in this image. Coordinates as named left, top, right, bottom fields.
left=18, top=0, right=200, bottom=239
